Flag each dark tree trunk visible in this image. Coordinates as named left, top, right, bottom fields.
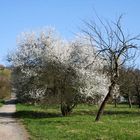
left=138, top=102, right=140, bottom=108
left=138, top=94, right=140, bottom=108
left=114, top=98, right=117, bottom=108
left=95, top=81, right=115, bottom=122
left=61, top=103, right=72, bottom=116
left=114, top=94, right=117, bottom=108
left=128, top=95, right=132, bottom=108
left=137, top=90, right=140, bottom=108
left=135, top=87, right=140, bottom=108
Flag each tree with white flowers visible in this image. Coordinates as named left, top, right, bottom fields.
left=8, top=28, right=109, bottom=116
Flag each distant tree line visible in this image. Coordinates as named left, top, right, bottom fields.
left=119, top=67, right=140, bottom=108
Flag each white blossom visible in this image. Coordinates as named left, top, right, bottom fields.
left=9, top=28, right=110, bottom=104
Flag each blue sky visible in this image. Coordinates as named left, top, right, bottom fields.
left=0, top=0, right=140, bottom=66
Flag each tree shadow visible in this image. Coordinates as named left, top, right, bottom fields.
left=103, top=110, right=140, bottom=116
left=5, top=98, right=18, bottom=104
left=0, top=112, right=15, bottom=118
left=0, top=112, right=17, bottom=124
left=14, top=110, right=62, bottom=119
left=14, top=107, right=140, bottom=119
left=73, top=110, right=96, bottom=115
left=73, top=110, right=140, bottom=116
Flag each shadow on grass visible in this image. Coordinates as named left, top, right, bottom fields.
left=73, top=110, right=140, bottom=116
left=14, top=110, right=62, bottom=119
left=73, top=110, right=96, bottom=115
left=104, top=110, right=140, bottom=116
left=14, top=106, right=140, bottom=119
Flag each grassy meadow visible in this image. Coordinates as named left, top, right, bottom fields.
left=15, top=104, right=140, bottom=140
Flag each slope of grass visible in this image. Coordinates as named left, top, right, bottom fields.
left=0, top=68, right=11, bottom=78
left=16, top=104, right=140, bottom=140
left=0, top=68, right=11, bottom=99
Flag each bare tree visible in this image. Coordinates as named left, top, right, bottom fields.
left=83, top=15, right=140, bottom=121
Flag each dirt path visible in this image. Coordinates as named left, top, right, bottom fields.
left=0, top=99, right=28, bottom=140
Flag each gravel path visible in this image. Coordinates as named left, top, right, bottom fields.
left=0, top=99, right=28, bottom=140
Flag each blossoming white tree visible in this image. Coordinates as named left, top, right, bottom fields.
left=8, top=28, right=109, bottom=116
left=69, top=37, right=109, bottom=103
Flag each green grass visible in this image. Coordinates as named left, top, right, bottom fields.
left=15, top=103, right=140, bottom=140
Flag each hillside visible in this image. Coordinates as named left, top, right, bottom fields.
left=0, top=65, right=11, bottom=99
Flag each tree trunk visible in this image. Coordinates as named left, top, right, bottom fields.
left=138, top=94, right=140, bottom=108
left=128, top=95, right=132, bottom=108
left=135, top=87, right=140, bottom=108
left=136, top=91, right=140, bottom=108
left=114, top=98, right=117, bottom=108
left=138, top=102, right=140, bottom=108
left=114, top=94, right=117, bottom=108
left=95, top=81, right=115, bottom=122
left=61, top=103, right=71, bottom=116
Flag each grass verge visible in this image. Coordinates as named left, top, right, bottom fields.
left=15, top=104, right=140, bottom=140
